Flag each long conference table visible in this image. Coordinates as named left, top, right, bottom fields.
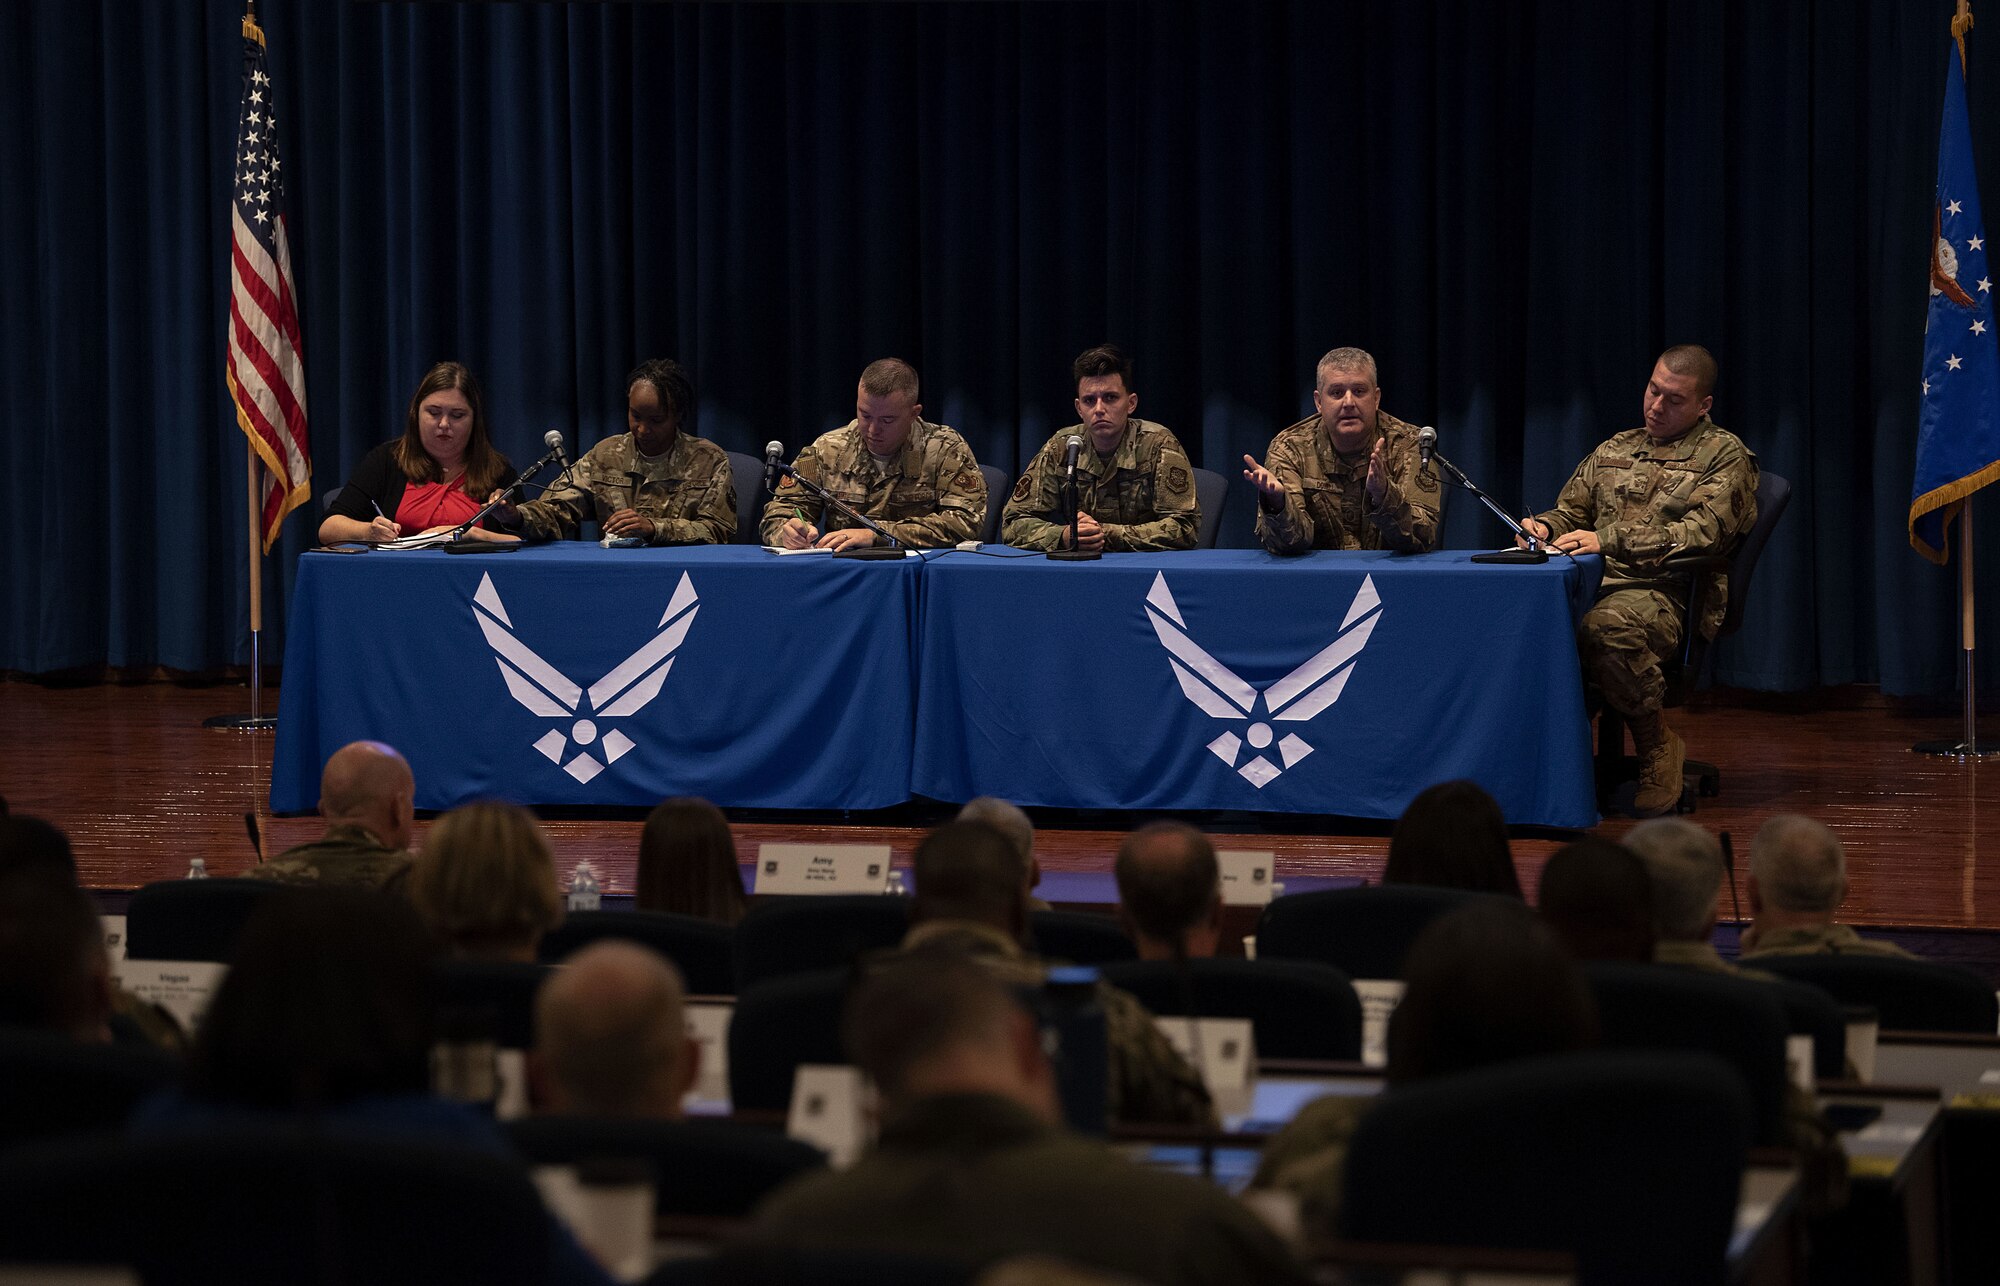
left=272, top=545, right=1604, bottom=827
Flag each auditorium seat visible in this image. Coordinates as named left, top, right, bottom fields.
left=733, top=895, right=909, bottom=990
left=0, top=1029, right=179, bottom=1153
left=1255, top=885, right=1502, bottom=980
left=1100, top=958, right=1363, bottom=1061
left=0, top=1126, right=550, bottom=1285
left=978, top=465, right=1009, bottom=544
left=1750, top=953, right=1998, bottom=1035
left=1192, top=467, right=1227, bottom=548
left=1583, top=961, right=1788, bottom=1145
left=1027, top=909, right=1138, bottom=966
left=727, top=969, right=850, bottom=1113
left=1764, top=973, right=1849, bottom=1079
left=652, top=1247, right=975, bottom=1285
left=727, top=451, right=766, bottom=545
left=435, top=958, right=552, bottom=1051
left=538, top=908, right=736, bottom=995
left=1341, top=1050, right=1751, bottom=1286
left=125, top=877, right=294, bottom=963
left=507, top=1115, right=826, bottom=1218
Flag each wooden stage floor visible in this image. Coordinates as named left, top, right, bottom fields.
left=1, top=681, right=1995, bottom=933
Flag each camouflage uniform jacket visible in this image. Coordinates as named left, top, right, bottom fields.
left=247, top=823, right=413, bottom=892
left=512, top=431, right=736, bottom=545
left=898, top=920, right=1214, bottom=1128
left=758, top=419, right=985, bottom=548
left=1532, top=417, right=1759, bottom=640
left=1743, top=924, right=1918, bottom=961
left=1254, top=411, right=1441, bottom=554
left=1653, top=938, right=1778, bottom=982
left=1001, top=420, right=1200, bottom=551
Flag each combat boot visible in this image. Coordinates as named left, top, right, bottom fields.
left=1629, top=710, right=1684, bottom=816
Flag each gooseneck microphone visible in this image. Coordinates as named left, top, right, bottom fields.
left=1063, top=433, right=1083, bottom=480
left=544, top=429, right=571, bottom=471
left=1416, top=425, right=1435, bottom=466
left=762, top=440, right=784, bottom=496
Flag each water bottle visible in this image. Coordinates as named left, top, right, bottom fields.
left=186, top=857, right=208, bottom=880
left=567, top=861, right=601, bottom=912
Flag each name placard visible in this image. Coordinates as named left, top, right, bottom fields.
left=115, top=959, right=228, bottom=1035
left=1154, top=1017, right=1258, bottom=1092
left=102, top=914, right=128, bottom=965
left=685, top=1001, right=733, bottom=1109
left=755, top=843, right=893, bottom=895
left=787, top=1064, right=871, bottom=1169
left=1353, top=978, right=1406, bottom=1070
left=1216, top=850, right=1278, bottom=906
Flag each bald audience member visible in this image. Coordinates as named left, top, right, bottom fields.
left=1624, top=817, right=1769, bottom=979
left=1114, top=822, right=1223, bottom=960
left=1535, top=838, right=1655, bottom=962
left=957, top=796, right=1051, bottom=910
left=532, top=942, right=699, bottom=1118
left=753, top=954, right=1306, bottom=1285
left=252, top=741, right=415, bottom=889
left=898, top=821, right=1212, bottom=1128
left=1741, top=816, right=1916, bottom=960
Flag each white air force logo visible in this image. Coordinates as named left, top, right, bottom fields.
left=471, top=571, right=699, bottom=783
left=1144, top=571, right=1383, bottom=788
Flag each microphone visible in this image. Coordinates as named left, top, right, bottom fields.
left=762, top=440, right=784, bottom=496
left=543, top=429, right=570, bottom=470
left=1416, top=426, right=1435, bottom=466
left=1063, top=434, right=1083, bottom=480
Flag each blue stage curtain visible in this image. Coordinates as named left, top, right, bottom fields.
left=3, top=0, right=1995, bottom=695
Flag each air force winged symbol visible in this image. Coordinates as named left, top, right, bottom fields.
left=1144, top=571, right=1382, bottom=788
left=470, top=571, right=699, bottom=784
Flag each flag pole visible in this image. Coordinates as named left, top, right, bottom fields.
left=1916, top=1, right=1999, bottom=757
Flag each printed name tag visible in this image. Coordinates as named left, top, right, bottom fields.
left=787, top=1064, right=871, bottom=1169
left=1154, top=1017, right=1258, bottom=1091
left=1786, top=1034, right=1815, bottom=1094
left=685, top=1002, right=733, bottom=1106
left=1353, top=979, right=1406, bottom=1070
left=755, top=844, right=893, bottom=895
left=115, top=959, right=228, bottom=1035
left=1216, top=851, right=1277, bottom=905
left=102, top=914, right=127, bottom=965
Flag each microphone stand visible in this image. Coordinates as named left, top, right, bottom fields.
left=442, top=444, right=571, bottom=555
left=1427, top=448, right=1562, bottom=565
left=771, top=462, right=907, bottom=559
left=1048, top=448, right=1099, bottom=561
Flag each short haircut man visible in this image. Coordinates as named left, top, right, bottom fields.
left=955, top=797, right=1036, bottom=886
left=1536, top=838, right=1655, bottom=962
left=533, top=941, right=698, bottom=1118
left=1114, top=822, right=1222, bottom=960
left=251, top=741, right=416, bottom=889
left=1623, top=817, right=1725, bottom=944
left=910, top=820, right=1031, bottom=939
left=1071, top=344, right=1134, bottom=388
left=1315, top=345, right=1379, bottom=387
left=1658, top=342, right=1719, bottom=398
left=859, top=357, right=920, bottom=401
left=1742, top=815, right=1916, bottom=960
left=843, top=950, right=1055, bottom=1112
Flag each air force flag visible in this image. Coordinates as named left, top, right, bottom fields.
left=1911, top=42, right=2000, bottom=564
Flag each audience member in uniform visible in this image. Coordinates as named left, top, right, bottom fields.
left=957, top=796, right=1051, bottom=910
left=1741, top=815, right=1917, bottom=960
left=250, top=740, right=415, bottom=890
left=532, top=941, right=698, bottom=1118
left=897, top=821, right=1212, bottom=1127
left=406, top=801, right=564, bottom=962
left=1536, top=838, right=1656, bottom=962
left=1623, top=817, right=1765, bottom=977
left=1382, top=780, right=1523, bottom=898
left=751, top=953, right=1307, bottom=1285
left=1249, top=900, right=1598, bottom=1253
left=1114, top=821, right=1223, bottom=960
left=131, top=889, right=614, bottom=1286
left=634, top=797, right=746, bottom=926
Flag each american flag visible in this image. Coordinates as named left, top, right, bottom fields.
left=226, top=12, right=310, bottom=552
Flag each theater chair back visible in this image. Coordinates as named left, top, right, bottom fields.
left=125, top=878, right=293, bottom=963
left=733, top=895, right=909, bottom=990
left=508, top=1115, right=826, bottom=1218
left=1255, top=885, right=1500, bottom=979
left=1027, top=910, right=1138, bottom=966
left=1753, top=953, right=1999, bottom=1035
left=1341, top=1050, right=1751, bottom=1286
left=728, top=969, right=850, bottom=1113
left=0, top=1030, right=179, bottom=1153
left=539, top=909, right=737, bottom=995
left=1101, top=958, right=1363, bottom=1061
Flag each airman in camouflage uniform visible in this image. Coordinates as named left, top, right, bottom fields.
left=760, top=360, right=987, bottom=550
left=1244, top=347, right=1440, bottom=554
left=1002, top=345, right=1199, bottom=552
left=247, top=823, right=412, bottom=892
left=1740, top=815, right=1917, bottom=961
left=1524, top=347, right=1758, bottom=816
left=250, top=741, right=416, bottom=894
left=501, top=358, right=737, bottom=545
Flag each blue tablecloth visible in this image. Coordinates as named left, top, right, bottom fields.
left=910, top=550, right=1602, bottom=828
left=272, top=546, right=922, bottom=811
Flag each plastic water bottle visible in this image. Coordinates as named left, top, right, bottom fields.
left=186, top=857, right=208, bottom=880
left=567, top=861, right=601, bottom=912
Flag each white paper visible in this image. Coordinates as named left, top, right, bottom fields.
left=684, top=1002, right=732, bottom=1107
left=755, top=843, right=894, bottom=894
left=760, top=546, right=834, bottom=556
left=1353, top=978, right=1406, bottom=1069
left=1216, top=850, right=1278, bottom=905
left=787, top=1064, right=871, bottom=1168
left=115, top=959, right=228, bottom=1035
left=1154, top=1017, right=1257, bottom=1091
left=101, top=914, right=127, bottom=965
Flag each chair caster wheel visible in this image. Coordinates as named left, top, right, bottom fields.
left=1698, top=776, right=1721, bottom=798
